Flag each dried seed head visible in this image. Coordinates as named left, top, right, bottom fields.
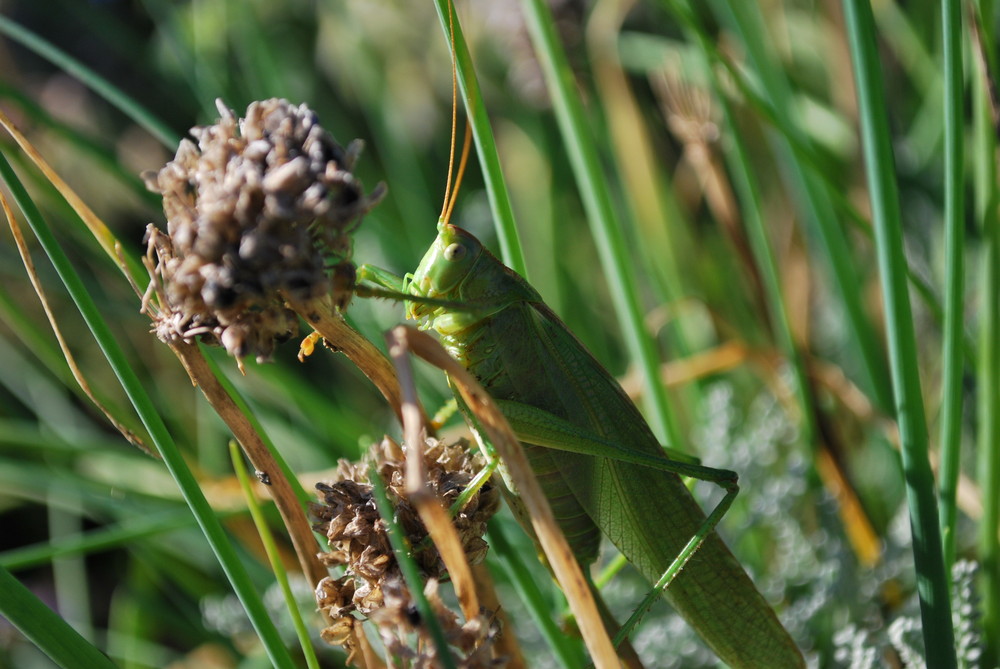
left=312, top=437, right=501, bottom=663
left=142, top=98, right=385, bottom=362
left=372, top=578, right=506, bottom=669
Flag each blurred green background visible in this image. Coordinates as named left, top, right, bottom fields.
left=0, top=0, right=992, bottom=667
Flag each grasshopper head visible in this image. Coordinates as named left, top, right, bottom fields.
left=406, top=221, right=483, bottom=322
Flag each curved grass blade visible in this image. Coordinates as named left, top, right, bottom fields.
left=0, top=564, right=118, bottom=669
left=0, top=152, right=297, bottom=669
left=229, top=442, right=321, bottom=669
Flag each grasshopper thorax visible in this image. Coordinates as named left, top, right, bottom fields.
left=406, top=221, right=539, bottom=336
left=407, top=221, right=484, bottom=321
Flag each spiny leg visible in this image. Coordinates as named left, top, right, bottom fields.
left=494, top=399, right=741, bottom=646
left=613, top=477, right=738, bottom=647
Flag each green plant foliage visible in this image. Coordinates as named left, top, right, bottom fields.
left=0, top=1, right=991, bottom=666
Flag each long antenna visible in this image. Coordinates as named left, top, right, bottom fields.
left=444, top=124, right=472, bottom=223
left=438, top=0, right=472, bottom=225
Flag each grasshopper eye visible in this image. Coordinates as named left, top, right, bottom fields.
left=443, top=243, right=467, bottom=262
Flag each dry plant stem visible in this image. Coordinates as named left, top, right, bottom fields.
left=470, top=562, right=526, bottom=669
left=385, top=328, right=481, bottom=623
left=350, top=629, right=380, bottom=669
left=1, top=192, right=152, bottom=454
left=285, top=294, right=403, bottom=423
left=618, top=339, right=749, bottom=397
left=390, top=326, right=620, bottom=669
left=170, top=341, right=327, bottom=586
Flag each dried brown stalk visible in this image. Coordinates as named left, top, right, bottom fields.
left=169, top=340, right=327, bottom=585
left=387, top=326, right=481, bottom=622
left=389, top=325, right=620, bottom=669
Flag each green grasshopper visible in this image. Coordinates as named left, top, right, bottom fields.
left=359, top=221, right=804, bottom=667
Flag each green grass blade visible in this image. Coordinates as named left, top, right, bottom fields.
left=840, top=1, right=956, bottom=664
left=972, top=1, right=1000, bottom=660
left=230, top=442, right=320, bottom=669
left=0, top=563, right=119, bottom=669
left=487, top=519, right=586, bottom=669
left=936, top=0, right=967, bottom=576
left=430, top=0, right=527, bottom=278
left=519, top=0, right=680, bottom=449
left=0, top=153, right=297, bottom=669
left=0, top=15, right=179, bottom=148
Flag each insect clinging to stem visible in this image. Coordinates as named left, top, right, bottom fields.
left=354, top=3, right=805, bottom=666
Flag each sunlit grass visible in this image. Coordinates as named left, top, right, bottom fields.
left=0, top=0, right=991, bottom=666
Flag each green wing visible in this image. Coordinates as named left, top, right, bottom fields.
left=486, top=301, right=803, bottom=668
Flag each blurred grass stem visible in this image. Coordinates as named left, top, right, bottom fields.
left=841, top=0, right=956, bottom=664
left=936, top=0, right=966, bottom=576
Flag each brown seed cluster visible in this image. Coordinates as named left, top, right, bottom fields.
left=142, top=98, right=385, bottom=362
left=375, top=578, right=505, bottom=668
left=312, top=437, right=502, bottom=665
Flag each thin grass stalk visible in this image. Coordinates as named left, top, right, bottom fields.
left=0, top=15, right=178, bottom=147
left=0, top=153, right=297, bottom=669
left=713, top=0, right=894, bottom=413
left=229, top=442, right=321, bottom=669
left=839, top=1, right=956, bottom=665
left=518, top=0, right=680, bottom=449
left=430, top=0, right=527, bottom=278
left=2, top=200, right=152, bottom=452
left=0, top=564, right=119, bottom=669
left=972, top=0, right=1000, bottom=660
left=936, top=0, right=966, bottom=576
